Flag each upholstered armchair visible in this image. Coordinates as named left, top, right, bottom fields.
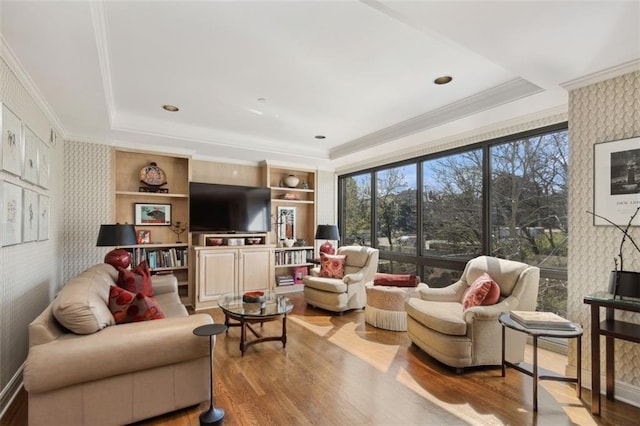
left=405, top=256, right=539, bottom=372
left=303, top=246, right=379, bottom=314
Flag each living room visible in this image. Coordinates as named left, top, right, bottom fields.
left=1, top=1, right=639, bottom=425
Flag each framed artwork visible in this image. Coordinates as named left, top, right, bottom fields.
left=2, top=181, right=23, bottom=246
left=137, top=229, right=151, bottom=244
left=593, top=137, right=640, bottom=226
left=38, top=139, right=50, bottom=188
left=22, top=188, right=38, bottom=242
left=277, top=206, right=296, bottom=240
left=293, top=266, right=308, bottom=284
left=134, top=203, right=171, bottom=226
left=2, top=104, right=23, bottom=176
left=38, top=195, right=49, bottom=241
left=22, top=126, right=39, bottom=184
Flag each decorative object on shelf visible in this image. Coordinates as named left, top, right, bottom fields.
left=284, top=238, right=296, bottom=248
left=281, top=192, right=300, bottom=200
left=587, top=206, right=640, bottom=298
left=293, top=266, right=308, bottom=284
left=284, top=175, right=299, bottom=188
left=295, top=239, right=306, bottom=247
left=134, top=203, right=171, bottom=226
left=97, top=223, right=138, bottom=268
left=170, top=221, right=187, bottom=243
left=315, top=224, right=340, bottom=255
left=246, top=237, right=262, bottom=245
left=593, top=137, right=640, bottom=225
left=227, top=238, right=245, bottom=246
left=136, top=229, right=151, bottom=244
left=205, top=237, right=224, bottom=246
left=193, top=324, right=228, bottom=426
left=242, top=291, right=265, bottom=303
left=277, top=206, right=296, bottom=241
left=139, top=162, right=168, bottom=193
left=301, top=180, right=309, bottom=189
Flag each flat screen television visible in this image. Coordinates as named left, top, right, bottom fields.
left=189, top=182, right=271, bottom=233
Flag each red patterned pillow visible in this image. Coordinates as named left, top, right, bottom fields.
left=117, top=260, right=153, bottom=297
left=319, top=253, right=347, bottom=279
left=108, top=285, right=164, bottom=324
left=462, top=273, right=500, bottom=310
left=374, top=273, right=419, bottom=287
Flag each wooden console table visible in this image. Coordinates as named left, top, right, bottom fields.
left=583, top=292, right=640, bottom=415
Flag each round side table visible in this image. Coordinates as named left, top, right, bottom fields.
left=193, top=323, right=228, bottom=425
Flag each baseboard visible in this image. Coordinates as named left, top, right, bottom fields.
left=566, top=365, right=640, bottom=409
left=0, top=365, right=24, bottom=421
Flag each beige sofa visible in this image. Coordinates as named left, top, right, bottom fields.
left=406, top=256, right=540, bottom=372
left=24, top=263, right=213, bottom=426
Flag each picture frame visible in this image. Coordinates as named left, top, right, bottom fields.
left=38, top=195, right=49, bottom=241
left=22, top=188, right=38, bottom=243
left=137, top=229, right=151, bottom=244
left=277, top=206, right=296, bottom=240
left=134, top=203, right=171, bottom=226
left=293, top=266, right=308, bottom=284
left=2, top=104, right=23, bottom=177
left=593, top=137, right=640, bottom=226
left=2, top=181, right=23, bottom=246
left=22, top=126, right=39, bottom=184
left=38, top=139, right=50, bottom=189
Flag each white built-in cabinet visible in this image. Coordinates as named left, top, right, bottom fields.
left=193, top=244, right=275, bottom=310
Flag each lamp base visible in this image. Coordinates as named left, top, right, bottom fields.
left=199, top=406, right=225, bottom=425
left=319, top=241, right=335, bottom=255
left=104, top=248, right=131, bottom=269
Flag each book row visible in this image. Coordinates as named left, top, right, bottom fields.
left=275, top=249, right=314, bottom=266
left=129, top=247, right=188, bottom=270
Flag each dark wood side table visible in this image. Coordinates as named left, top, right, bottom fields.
left=583, top=292, right=640, bottom=415
left=193, top=323, right=228, bottom=425
left=499, top=313, right=583, bottom=412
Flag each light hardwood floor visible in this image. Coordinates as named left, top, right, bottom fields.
left=3, top=293, right=638, bottom=425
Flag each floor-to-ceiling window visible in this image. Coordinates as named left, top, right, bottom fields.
left=338, top=123, right=568, bottom=316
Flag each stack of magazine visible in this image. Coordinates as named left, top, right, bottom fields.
left=509, top=310, right=576, bottom=330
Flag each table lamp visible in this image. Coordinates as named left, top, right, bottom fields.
left=96, top=223, right=137, bottom=269
left=315, top=224, right=340, bottom=256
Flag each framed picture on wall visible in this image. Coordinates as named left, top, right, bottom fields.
left=22, top=126, right=39, bottom=184
left=134, top=203, right=171, bottom=226
left=2, top=104, right=23, bottom=176
left=38, top=195, right=49, bottom=241
left=22, top=188, right=38, bottom=243
left=2, top=181, right=23, bottom=246
left=277, top=206, right=296, bottom=240
left=593, top=137, right=640, bottom=226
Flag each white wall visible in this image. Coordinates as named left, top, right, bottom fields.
left=0, top=57, right=64, bottom=411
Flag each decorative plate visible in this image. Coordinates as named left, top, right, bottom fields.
left=139, top=162, right=167, bottom=187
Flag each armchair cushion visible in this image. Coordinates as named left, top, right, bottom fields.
left=462, top=273, right=499, bottom=309
left=319, top=253, right=346, bottom=278
left=405, top=298, right=466, bottom=336
left=374, top=273, right=419, bottom=287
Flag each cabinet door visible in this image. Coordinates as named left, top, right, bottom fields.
left=239, top=248, right=274, bottom=292
left=197, top=249, right=237, bottom=302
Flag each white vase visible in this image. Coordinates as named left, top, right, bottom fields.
left=284, top=175, right=299, bottom=188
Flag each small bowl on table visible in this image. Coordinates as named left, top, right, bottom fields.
left=242, top=291, right=266, bottom=303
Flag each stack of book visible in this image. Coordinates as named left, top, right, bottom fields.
left=276, top=275, right=295, bottom=286
left=510, top=310, right=576, bottom=330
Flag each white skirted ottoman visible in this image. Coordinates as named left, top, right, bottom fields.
left=365, top=284, right=418, bottom=331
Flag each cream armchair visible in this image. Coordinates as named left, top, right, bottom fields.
left=303, top=246, right=379, bottom=313
left=405, top=256, right=539, bottom=372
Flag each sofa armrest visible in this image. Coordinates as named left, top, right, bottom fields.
left=462, top=296, right=520, bottom=322
left=24, top=314, right=213, bottom=393
left=419, top=280, right=466, bottom=302
left=151, top=273, right=178, bottom=295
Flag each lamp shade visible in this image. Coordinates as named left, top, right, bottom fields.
left=315, top=225, right=339, bottom=241
left=96, top=224, right=137, bottom=246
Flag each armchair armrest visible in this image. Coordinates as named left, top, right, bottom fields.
left=418, top=280, right=466, bottom=302
left=309, top=267, right=321, bottom=277
left=463, top=295, right=520, bottom=322
left=343, top=272, right=364, bottom=284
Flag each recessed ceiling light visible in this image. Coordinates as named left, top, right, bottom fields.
left=433, top=76, right=453, bottom=85
left=257, top=98, right=267, bottom=103
left=315, top=135, right=326, bottom=140
left=162, top=104, right=179, bottom=112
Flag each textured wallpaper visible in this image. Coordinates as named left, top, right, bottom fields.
left=63, top=141, right=112, bottom=281
left=0, top=58, right=63, bottom=402
left=568, top=71, right=640, bottom=388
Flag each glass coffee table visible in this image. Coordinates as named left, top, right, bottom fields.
left=218, top=292, right=294, bottom=356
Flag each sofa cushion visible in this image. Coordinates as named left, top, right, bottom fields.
left=405, top=298, right=467, bottom=336
left=319, top=253, right=346, bottom=279
left=374, top=273, right=419, bottom=287
left=108, top=286, right=165, bottom=323
left=117, top=260, right=153, bottom=297
left=462, top=273, right=499, bottom=309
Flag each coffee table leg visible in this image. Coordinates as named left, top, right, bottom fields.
left=282, top=314, right=287, bottom=348
left=240, top=319, right=246, bottom=356
left=533, top=335, right=538, bottom=412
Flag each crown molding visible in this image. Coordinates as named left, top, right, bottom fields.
left=0, top=35, right=67, bottom=137
left=561, top=59, right=640, bottom=91
left=89, top=0, right=116, bottom=126
left=329, top=78, right=543, bottom=159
